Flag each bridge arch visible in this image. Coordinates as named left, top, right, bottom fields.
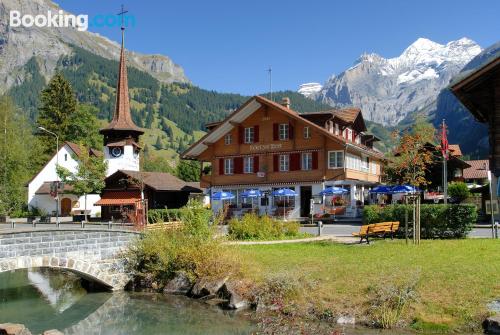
left=0, top=229, right=139, bottom=290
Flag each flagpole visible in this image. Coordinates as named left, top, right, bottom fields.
left=442, top=119, right=448, bottom=205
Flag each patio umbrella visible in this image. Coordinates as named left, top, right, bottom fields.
left=240, top=189, right=262, bottom=211
left=211, top=191, right=235, bottom=201
left=391, top=185, right=419, bottom=194
left=319, top=186, right=349, bottom=196
left=272, top=188, right=297, bottom=220
left=369, top=185, right=393, bottom=194
left=318, top=187, right=349, bottom=217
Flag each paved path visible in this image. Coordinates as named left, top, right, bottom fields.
left=225, top=235, right=358, bottom=245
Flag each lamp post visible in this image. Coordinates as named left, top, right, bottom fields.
left=38, top=127, right=59, bottom=225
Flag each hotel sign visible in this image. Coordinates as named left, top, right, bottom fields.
left=249, top=143, right=282, bottom=152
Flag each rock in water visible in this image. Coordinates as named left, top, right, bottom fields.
left=483, top=314, right=500, bottom=334
left=190, top=277, right=228, bottom=298
left=0, top=323, right=32, bottom=335
left=163, top=271, right=193, bottom=295
left=218, top=280, right=253, bottom=310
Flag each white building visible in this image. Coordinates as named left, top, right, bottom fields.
left=27, top=142, right=102, bottom=217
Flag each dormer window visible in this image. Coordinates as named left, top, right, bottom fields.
left=355, top=134, right=361, bottom=144
left=347, top=128, right=352, bottom=141
left=335, top=123, right=340, bottom=135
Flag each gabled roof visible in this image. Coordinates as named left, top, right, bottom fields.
left=108, top=170, right=202, bottom=193
left=26, top=142, right=101, bottom=186
left=463, top=160, right=489, bottom=180
left=301, top=108, right=366, bottom=131
left=182, top=95, right=383, bottom=159
left=448, top=144, right=462, bottom=157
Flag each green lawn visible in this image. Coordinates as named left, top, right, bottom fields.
left=236, top=239, right=500, bottom=331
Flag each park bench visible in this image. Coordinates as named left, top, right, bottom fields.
left=352, top=221, right=400, bottom=244
left=145, top=221, right=183, bottom=232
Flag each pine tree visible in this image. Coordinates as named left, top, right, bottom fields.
left=176, top=159, right=200, bottom=182
left=37, top=73, right=78, bottom=156
left=154, top=136, right=162, bottom=150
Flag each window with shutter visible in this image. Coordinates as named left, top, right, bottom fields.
left=243, top=157, right=253, bottom=173
left=253, top=156, right=259, bottom=172
left=273, top=123, right=279, bottom=141
left=254, top=125, right=259, bottom=142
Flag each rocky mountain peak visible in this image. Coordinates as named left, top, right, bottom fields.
left=301, top=37, right=482, bottom=126
left=0, top=0, right=188, bottom=94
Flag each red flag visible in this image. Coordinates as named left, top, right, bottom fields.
left=441, top=120, right=449, bottom=160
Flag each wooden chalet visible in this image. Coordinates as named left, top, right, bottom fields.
left=183, top=96, right=385, bottom=219
left=96, top=170, right=202, bottom=221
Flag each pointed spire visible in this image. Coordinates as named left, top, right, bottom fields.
left=100, top=21, right=143, bottom=139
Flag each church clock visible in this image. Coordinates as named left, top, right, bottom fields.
left=111, top=147, right=123, bottom=157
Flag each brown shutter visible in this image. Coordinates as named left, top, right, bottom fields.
left=273, top=154, right=279, bottom=172
left=273, top=123, right=279, bottom=141
left=291, top=153, right=300, bottom=171
left=238, top=126, right=244, bottom=144
left=289, top=122, right=294, bottom=140
left=254, top=125, right=259, bottom=143
left=219, top=158, right=224, bottom=175
left=253, top=155, right=259, bottom=172
left=234, top=157, right=243, bottom=174
left=312, top=151, right=318, bottom=170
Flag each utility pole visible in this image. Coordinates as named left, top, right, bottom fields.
left=268, top=67, right=272, bottom=101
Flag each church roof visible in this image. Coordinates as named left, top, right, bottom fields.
left=107, top=170, right=203, bottom=193
left=100, top=29, right=144, bottom=136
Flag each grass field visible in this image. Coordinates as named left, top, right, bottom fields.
left=236, top=239, right=500, bottom=331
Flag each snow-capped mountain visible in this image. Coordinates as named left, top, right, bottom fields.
left=303, top=37, right=482, bottom=125
left=0, top=0, right=188, bottom=94
left=298, top=82, right=322, bottom=97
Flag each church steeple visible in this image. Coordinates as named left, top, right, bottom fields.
left=100, top=18, right=144, bottom=144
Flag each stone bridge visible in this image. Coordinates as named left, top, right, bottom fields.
left=0, top=229, right=140, bottom=290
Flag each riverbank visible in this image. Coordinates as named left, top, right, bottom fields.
left=235, top=238, right=500, bottom=333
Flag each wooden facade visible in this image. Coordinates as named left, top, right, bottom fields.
left=184, top=96, right=384, bottom=218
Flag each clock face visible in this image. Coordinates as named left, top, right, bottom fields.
left=111, top=147, right=123, bottom=157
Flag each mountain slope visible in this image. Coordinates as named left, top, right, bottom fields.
left=0, top=0, right=188, bottom=96
left=7, top=43, right=332, bottom=160
left=431, top=41, right=500, bottom=158
left=309, top=37, right=482, bottom=126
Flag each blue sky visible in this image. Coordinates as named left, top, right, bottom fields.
left=56, top=0, right=500, bottom=95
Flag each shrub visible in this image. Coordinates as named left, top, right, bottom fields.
left=367, top=275, right=419, bottom=328
left=228, top=213, right=304, bottom=241
left=148, top=202, right=211, bottom=225
left=363, top=204, right=476, bottom=239
left=448, top=182, right=470, bottom=203
left=126, top=201, right=239, bottom=289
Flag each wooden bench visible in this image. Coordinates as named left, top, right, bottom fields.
left=145, top=221, right=183, bottom=232
left=352, top=221, right=400, bottom=244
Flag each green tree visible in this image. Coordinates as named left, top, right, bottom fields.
left=0, top=97, right=39, bottom=215
left=37, top=73, right=78, bottom=155
left=154, top=136, right=162, bottom=150
left=385, top=118, right=436, bottom=187
left=143, top=155, right=175, bottom=174
left=448, top=182, right=470, bottom=203
left=57, top=144, right=107, bottom=222
left=176, top=159, right=200, bottom=182
left=67, top=104, right=103, bottom=149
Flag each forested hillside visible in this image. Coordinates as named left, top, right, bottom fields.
left=8, top=45, right=335, bottom=160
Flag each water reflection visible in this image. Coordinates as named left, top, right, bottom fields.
left=0, top=270, right=254, bottom=334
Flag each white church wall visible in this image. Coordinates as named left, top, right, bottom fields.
left=28, top=144, right=101, bottom=217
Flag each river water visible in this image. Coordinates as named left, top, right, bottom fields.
left=0, top=269, right=254, bottom=334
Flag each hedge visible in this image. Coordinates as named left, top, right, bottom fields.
left=363, top=204, right=477, bottom=239
left=148, top=208, right=211, bottom=224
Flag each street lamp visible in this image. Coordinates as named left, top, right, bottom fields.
left=38, top=126, right=59, bottom=226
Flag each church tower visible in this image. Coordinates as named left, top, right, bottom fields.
left=100, top=23, right=144, bottom=176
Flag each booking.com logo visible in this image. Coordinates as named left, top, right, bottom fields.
left=9, top=10, right=136, bottom=32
